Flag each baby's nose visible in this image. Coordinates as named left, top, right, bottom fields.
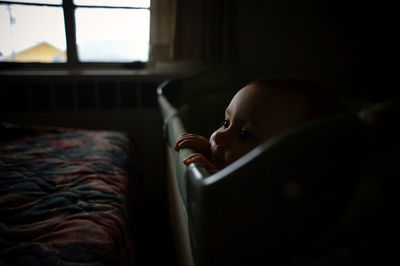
left=211, top=129, right=229, bottom=146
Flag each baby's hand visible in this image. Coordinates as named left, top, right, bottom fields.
left=175, top=133, right=218, bottom=174
left=183, top=153, right=219, bottom=175
left=174, top=133, right=211, bottom=156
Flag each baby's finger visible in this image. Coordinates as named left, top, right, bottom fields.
left=174, top=133, right=194, bottom=150
left=174, top=136, right=186, bottom=151
left=183, top=153, right=207, bottom=165
left=175, top=138, right=191, bottom=151
left=175, top=134, right=204, bottom=151
left=183, top=153, right=214, bottom=166
left=176, top=138, right=199, bottom=150
left=183, top=153, right=219, bottom=174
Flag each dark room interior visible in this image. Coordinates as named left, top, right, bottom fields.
left=0, top=0, right=396, bottom=265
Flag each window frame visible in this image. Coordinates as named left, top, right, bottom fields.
left=0, top=0, right=150, bottom=70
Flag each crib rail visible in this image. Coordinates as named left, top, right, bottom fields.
left=158, top=80, right=211, bottom=266
left=157, top=83, right=210, bottom=203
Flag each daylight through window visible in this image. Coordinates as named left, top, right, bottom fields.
left=0, top=0, right=151, bottom=64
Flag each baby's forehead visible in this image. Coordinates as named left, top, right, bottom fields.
left=245, top=82, right=299, bottom=96
left=227, top=86, right=273, bottom=119
left=230, top=83, right=310, bottom=120
left=234, top=84, right=295, bottom=108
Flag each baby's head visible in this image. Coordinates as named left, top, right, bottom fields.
left=209, top=77, right=343, bottom=168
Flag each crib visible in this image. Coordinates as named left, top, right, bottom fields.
left=158, top=65, right=396, bottom=266
left=0, top=122, right=137, bottom=265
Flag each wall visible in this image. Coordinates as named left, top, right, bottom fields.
left=235, top=0, right=394, bottom=101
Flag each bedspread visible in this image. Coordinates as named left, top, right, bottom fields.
left=0, top=123, right=136, bottom=266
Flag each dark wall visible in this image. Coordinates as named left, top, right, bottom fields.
left=236, top=0, right=394, bottom=101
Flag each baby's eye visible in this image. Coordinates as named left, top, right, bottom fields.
left=239, top=129, right=249, bottom=140
left=222, top=120, right=230, bottom=128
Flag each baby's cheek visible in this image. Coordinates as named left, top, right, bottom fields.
left=226, top=148, right=246, bottom=165
left=231, top=144, right=257, bottom=162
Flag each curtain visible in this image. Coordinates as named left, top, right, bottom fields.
left=171, top=0, right=238, bottom=64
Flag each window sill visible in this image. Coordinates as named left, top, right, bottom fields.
left=0, top=68, right=172, bottom=77
left=0, top=62, right=207, bottom=78
left=0, top=60, right=207, bottom=77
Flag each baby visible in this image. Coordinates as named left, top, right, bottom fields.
left=174, top=77, right=343, bottom=174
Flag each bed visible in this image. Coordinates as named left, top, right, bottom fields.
left=0, top=122, right=137, bottom=266
left=158, top=65, right=396, bottom=266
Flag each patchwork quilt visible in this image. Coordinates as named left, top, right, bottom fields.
left=0, top=122, right=137, bottom=266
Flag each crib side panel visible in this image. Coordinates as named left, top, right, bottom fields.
left=186, top=115, right=366, bottom=266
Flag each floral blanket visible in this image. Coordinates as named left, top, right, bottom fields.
left=0, top=122, right=136, bottom=266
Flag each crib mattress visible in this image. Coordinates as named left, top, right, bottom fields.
left=0, top=122, right=136, bottom=266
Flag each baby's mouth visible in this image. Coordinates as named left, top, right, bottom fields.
left=210, top=145, right=226, bottom=168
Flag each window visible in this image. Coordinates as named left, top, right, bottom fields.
left=0, top=0, right=151, bottom=65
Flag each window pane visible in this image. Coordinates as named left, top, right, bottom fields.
left=74, top=0, right=150, bottom=8
left=75, top=8, right=149, bottom=62
left=0, top=0, right=62, bottom=5
left=0, top=4, right=66, bottom=63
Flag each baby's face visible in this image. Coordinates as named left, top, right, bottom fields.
left=209, top=84, right=270, bottom=168
left=209, top=83, right=308, bottom=168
